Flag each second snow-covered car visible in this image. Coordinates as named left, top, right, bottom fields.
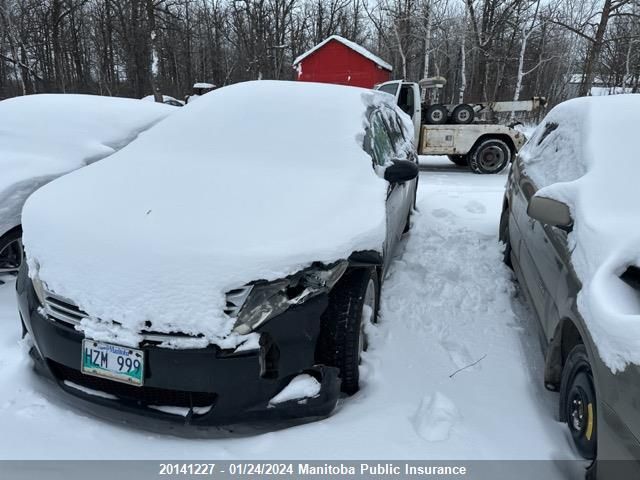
left=500, top=94, right=640, bottom=480
left=16, top=81, right=419, bottom=429
left=0, top=94, right=173, bottom=277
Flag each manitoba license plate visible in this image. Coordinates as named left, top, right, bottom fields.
left=81, top=340, right=144, bottom=386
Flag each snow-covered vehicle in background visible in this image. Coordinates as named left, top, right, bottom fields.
left=141, top=94, right=184, bottom=107
left=500, top=94, right=640, bottom=480
left=376, top=80, right=538, bottom=174
left=16, top=81, right=418, bottom=428
left=0, top=94, right=174, bottom=278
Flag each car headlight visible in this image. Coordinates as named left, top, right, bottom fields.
left=32, top=275, right=47, bottom=306
left=230, top=261, right=348, bottom=334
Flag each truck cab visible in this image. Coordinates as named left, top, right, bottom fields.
left=375, top=80, right=528, bottom=175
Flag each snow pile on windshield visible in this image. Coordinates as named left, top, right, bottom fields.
left=0, top=94, right=173, bottom=237
left=522, top=94, right=640, bottom=371
left=22, top=81, right=408, bottom=348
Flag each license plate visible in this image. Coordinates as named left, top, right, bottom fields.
left=81, top=340, right=144, bottom=386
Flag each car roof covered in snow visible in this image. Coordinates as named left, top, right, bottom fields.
left=293, top=35, right=393, bottom=71
left=0, top=94, right=174, bottom=238
left=22, top=80, right=410, bottom=348
left=521, top=94, right=640, bottom=372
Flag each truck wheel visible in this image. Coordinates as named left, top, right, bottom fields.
left=469, top=139, right=511, bottom=174
left=0, top=227, right=23, bottom=275
left=316, top=268, right=379, bottom=395
left=424, top=105, right=448, bottom=125
left=560, top=345, right=597, bottom=460
left=447, top=155, right=469, bottom=167
left=451, top=104, right=474, bottom=124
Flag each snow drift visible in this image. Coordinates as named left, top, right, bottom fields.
left=520, top=94, right=640, bottom=372
left=0, top=94, right=174, bottom=238
left=22, top=81, right=409, bottom=348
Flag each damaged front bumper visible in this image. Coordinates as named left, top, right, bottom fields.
left=15, top=267, right=340, bottom=434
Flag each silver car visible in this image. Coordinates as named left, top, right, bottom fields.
left=501, top=130, right=640, bottom=479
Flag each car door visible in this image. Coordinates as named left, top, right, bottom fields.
left=366, top=109, right=406, bottom=273
left=512, top=158, right=566, bottom=339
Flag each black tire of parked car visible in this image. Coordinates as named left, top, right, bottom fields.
left=403, top=185, right=418, bottom=233
left=469, top=139, right=511, bottom=174
left=447, top=155, right=469, bottom=167
left=560, top=344, right=597, bottom=460
left=424, top=105, right=449, bottom=125
left=316, top=267, right=380, bottom=395
left=451, top=104, right=475, bottom=124
left=0, top=226, right=23, bottom=276
left=498, top=204, right=513, bottom=268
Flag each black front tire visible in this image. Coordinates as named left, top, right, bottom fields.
left=317, top=268, right=380, bottom=395
left=498, top=203, right=513, bottom=268
left=560, top=344, right=597, bottom=460
left=469, top=139, right=511, bottom=174
left=0, top=226, right=24, bottom=275
left=447, top=155, right=469, bottom=167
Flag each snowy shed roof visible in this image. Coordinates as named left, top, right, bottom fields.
left=293, top=35, right=392, bottom=71
left=193, top=82, right=216, bottom=89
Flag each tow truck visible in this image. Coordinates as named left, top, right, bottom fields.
left=376, top=78, right=546, bottom=174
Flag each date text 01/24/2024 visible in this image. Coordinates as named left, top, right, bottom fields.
left=157, top=463, right=469, bottom=476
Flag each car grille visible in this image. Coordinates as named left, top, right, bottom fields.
left=42, top=290, right=203, bottom=344
left=49, top=361, right=217, bottom=407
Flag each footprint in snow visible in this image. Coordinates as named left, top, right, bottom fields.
left=439, top=338, right=478, bottom=371
left=464, top=200, right=486, bottom=214
left=412, top=391, right=460, bottom=442
left=431, top=208, right=452, bottom=218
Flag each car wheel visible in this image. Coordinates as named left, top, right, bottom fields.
left=447, top=155, right=469, bottom=167
left=451, top=104, right=475, bottom=124
left=317, top=267, right=379, bottom=395
left=469, top=139, right=511, bottom=174
left=498, top=204, right=513, bottom=268
left=403, top=186, right=418, bottom=233
left=424, top=105, right=449, bottom=125
left=0, top=227, right=24, bottom=276
left=560, top=344, right=597, bottom=460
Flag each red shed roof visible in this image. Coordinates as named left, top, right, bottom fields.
left=293, top=35, right=393, bottom=71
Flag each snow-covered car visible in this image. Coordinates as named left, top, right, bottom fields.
left=16, top=81, right=419, bottom=428
left=141, top=94, right=184, bottom=107
left=0, top=94, right=174, bottom=278
left=500, top=94, right=640, bottom=479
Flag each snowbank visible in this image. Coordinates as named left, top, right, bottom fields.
left=22, top=81, right=408, bottom=348
left=0, top=94, right=174, bottom=238
left=521, top=94, right=640, bottom=371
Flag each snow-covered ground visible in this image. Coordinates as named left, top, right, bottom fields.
left=0, top=157, right=579, bottom=467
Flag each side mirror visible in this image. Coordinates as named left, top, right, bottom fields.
left=527, top=195, right=572, bottom=229
left=384, top=159, right=419, bottom=183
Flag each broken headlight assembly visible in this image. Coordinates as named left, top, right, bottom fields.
left=229, top=261, right=348, bottom=334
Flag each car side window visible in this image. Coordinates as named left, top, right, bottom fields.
left=369, top=111, right=395, bottom=166
left=380, top=107, right=409, bottom=156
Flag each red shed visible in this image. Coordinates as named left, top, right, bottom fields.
left=293, top=35, right=392, bottom=89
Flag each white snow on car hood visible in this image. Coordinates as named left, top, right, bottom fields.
left=521, top=94, right=640, bottom=372
left=22, top=81, right=403, bottom=348
left=0, top=94, right=173, bottom=237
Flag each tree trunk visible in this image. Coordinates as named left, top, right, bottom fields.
left=579, top=0, right=613, bottom=96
